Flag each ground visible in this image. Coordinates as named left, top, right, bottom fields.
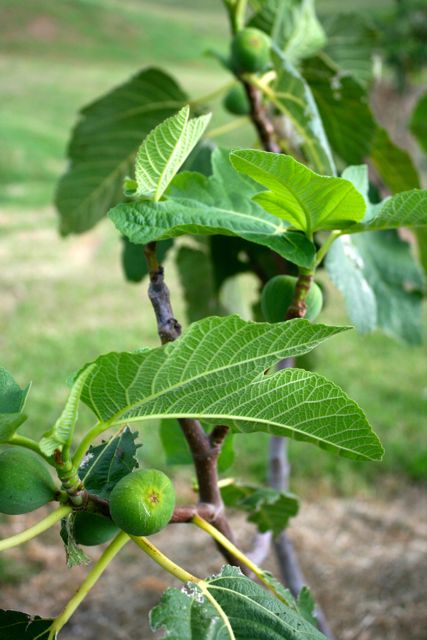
left=1, top=483, right=426, bottom=639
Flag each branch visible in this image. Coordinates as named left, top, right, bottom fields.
left=286, top=271, right=314, bottom=320
left=243, top=82, right=281, bottom=153
left=144, top=242, right=247, bottom=571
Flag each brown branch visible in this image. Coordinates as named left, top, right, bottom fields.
left=243, top=82, right=281, bottom=153
left=286, top=272, right=314, bottom=320
left=144, top=241, right=247, bottom=570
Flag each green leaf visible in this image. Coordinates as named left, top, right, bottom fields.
left=78, top=316, right=383, bottom=461
left=176, top=244, right=225, bottom=322
left=325, top=236, right=377, bottom=335
left=60, top=514, right=90, bottom=568
left=133, top=105, right=211, bottom=201
left=410, top=92, right=427, bottom=153
left=160, top=418, right=192, bottom=466
left=302, top=56, right=377, bottom=165
left=150, top=565, right=327, bottom=639
left=415, top=227, right=427, bottom=277
left=0, top=610, right=52, bottom=640
left=351, top=189, right=427, bottom=232
left=121, top=237, right=173, bottom=283
left=56, top=68, right=187, bottom=235
left=221, top=482, right=299, bottom=535
left=0, top=368, right=31, bottom=443
left=370, top=127, right=420, bottom=193
left=230, top=149, right=366, bottom=234
left=39, top=364, right=95, bottom=457
left=271, top=49, right=336, bottom=176
left=323, top=13, right=378, bottom=87
left=327, top=231, right=424, bottom=344
left=249, top=0, right=326, bottom=63
left=78, top=427, right=140, bottom=499
left=110, top=148, right=316, bottom=269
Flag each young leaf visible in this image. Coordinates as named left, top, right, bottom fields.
left=0, top=610, right=52, bottom=640
left=249, top=0, right=326, bottom=63
left=221, top=482, right=299, bottom=535
left=410, top=91, right=427, bottom=153
left=110, top=148, right=316, bottom=269
left=56, top=68, right=187, bottom=235
left=150, top=565, right=327, bottom=639
left=78, top=316, right=383, bottom=461
left=60, top=514, right=90, bottom=568
left=78, top=427, right=140, bottom=499
left=230, top=150, right=366, bottom=234
left=0, top=368, right=30, bottom=443
left=39, top=364, right=96, bottom=457
left=270, top=49, right=336, bottom=176
left=302, top=56, right=377, bottom=165
left=133, top=105, right=211, bottom=201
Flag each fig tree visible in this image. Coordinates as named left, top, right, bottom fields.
left=109, top=469, right=175, bottom=536
left=223, top=85, right=250, bottom=115
left=73, top=512, right=119, bottom=546
left=0, top=448, right=57, bottom=515
left=231, top=27, right=271, bottom=73
left=261, top=275, right=323, bottom=322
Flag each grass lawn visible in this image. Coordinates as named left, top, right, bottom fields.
left=1, top=0, right=425, bottom=494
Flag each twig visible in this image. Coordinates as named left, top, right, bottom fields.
left=243, top=82, right=281, bottom=153
left=144, top=241, right=247, bottom=571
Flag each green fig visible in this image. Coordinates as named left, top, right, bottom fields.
left=109, top=469, right=175, bottom=536
left=231, top=27, right=271, bottom=74
left=223, top=85, right=250, bottom=115
left=261, top=275, right=323, bottom=322
left=73, top=512, right=119, bottom=546
left=0, top=448, right=57, bottom=515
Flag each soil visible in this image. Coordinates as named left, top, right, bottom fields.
left=1, top=485, right=426, bottom=639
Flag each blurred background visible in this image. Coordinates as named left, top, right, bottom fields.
left=1, top=1, right=426, bottom=638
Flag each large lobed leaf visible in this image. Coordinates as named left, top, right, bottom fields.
left=150, top=565, right=327, bottom=639
left=133, top=105, right=210, bottom=200
left=110, top=148, right=316, bottom=269
left=230, top=149, right=366, bottom=234
left=351, top=189, right=427, bottom=232
left=0, top=368, right=31, bottom=443
left=78, top=316, right=383, bottom=461
left=410, top=92, right=427, bottom=153
left=56, top=68, right=187, bottom=235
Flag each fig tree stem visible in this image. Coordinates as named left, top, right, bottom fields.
left=0, top=505, right=72, bottom=552
left=47, top=531, right=129, bottom=640
left=131, top=535, right=199, bottom=583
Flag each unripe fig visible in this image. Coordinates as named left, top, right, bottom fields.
left=231, top=27, right=271, bottom=73
left=223, top=85, right=250, bottom=115
left=73, top=512, right=119, bottom=546
left=0, top=448, right=57, bottom=515
left=261, top=275, right=323, bottom=322
left=109, top=469, right=175, bottom=536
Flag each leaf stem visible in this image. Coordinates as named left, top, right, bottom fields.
left=9, top=434, right=54, bottom=466
left=315, top=230, right=342, bottom=266
left=0, top=505, right=72, bottom=552
left=131, top=535, right=200, bottom=584
left=47, top=531, right=129, bottom=640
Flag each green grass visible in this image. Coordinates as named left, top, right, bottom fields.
left=1, top=0, right=425, bottom=495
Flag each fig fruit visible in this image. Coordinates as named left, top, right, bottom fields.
left=261, top=275, right=323, bottom=322
left=0, top=448, right=57, bottom=515
left=73, top=512, right=119, bottom=546
left=231, top=27, right=271, bottom=73
left=109, top=469, right=175, bottom=536
left=223, top=85, right=250, bottom=115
